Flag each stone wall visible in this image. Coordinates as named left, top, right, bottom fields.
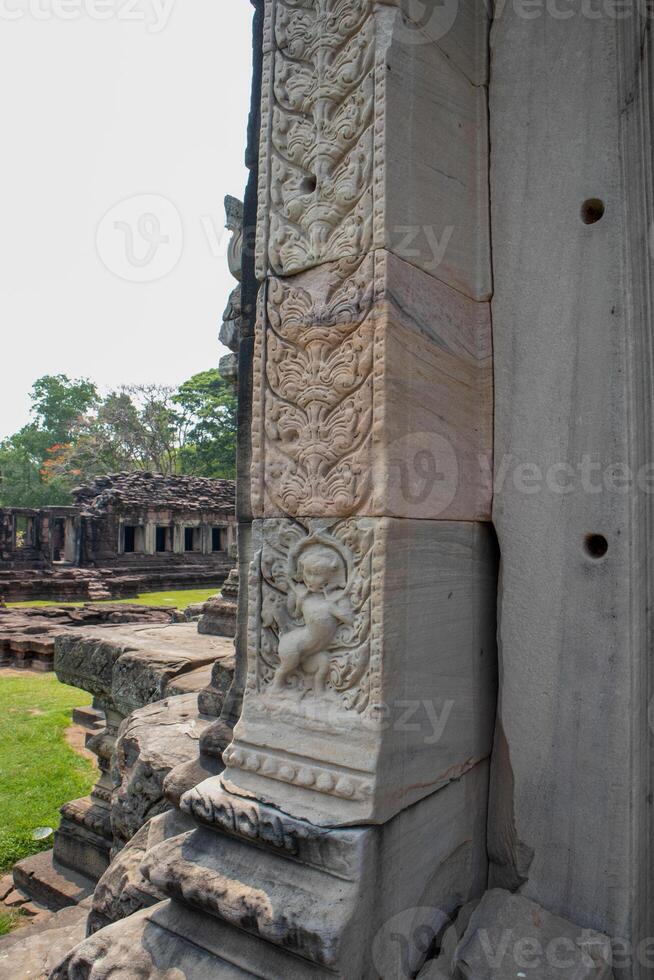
left=0, top=475, right=236, bottom=602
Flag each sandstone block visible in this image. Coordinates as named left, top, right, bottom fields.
left=0, top=904, right=88, bottom=980
left=111, top=693, right=212, bottom=850
left=222, top=517, right=497, bottom=825
left=451, top=889, right=614, bottom=980
left=12, top=850, right=94, bottom=911
left=251, top=251, right=492, bottom=522
left=255, top=1, right=490, bottom=300
left=88, top=809, right=194, bottom=934
left=137, top=763, right=489, bottom=978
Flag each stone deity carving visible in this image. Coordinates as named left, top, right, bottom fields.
left=272, top=540, right=354, bottom=695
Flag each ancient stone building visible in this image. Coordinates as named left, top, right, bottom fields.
left=5, top=1, right=654, bottom=977
left=0, top=473, right=236, bottom=601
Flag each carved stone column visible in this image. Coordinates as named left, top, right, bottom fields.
left=53, top=4, right=498, bottom=977
left=146, top=2, right=496, bottom=976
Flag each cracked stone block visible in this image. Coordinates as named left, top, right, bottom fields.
left=451, top=890, right=614, bottom=980
left=111, top=693, right=213, bottom=851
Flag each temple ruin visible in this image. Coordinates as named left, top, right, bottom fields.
left=0, top=473, right=236, bottom=602
left=2, top=0, right=654, bottom=977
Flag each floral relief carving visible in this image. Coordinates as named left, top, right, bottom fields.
left=257, top=253, right=382, bottom=517
left=257, top=0, right=379, bottom=277
left=250, top=518, right=375, bottom=714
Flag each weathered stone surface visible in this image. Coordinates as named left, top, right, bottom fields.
left=448, top=889, right=613, bottom=980
left=0, top=903, right=88, bottom=980
left=489, top=4, right=654, bottom=946
left=111, top=694, right=212, bottom=851
left=197, top=568, right=238, bottom=639
left=41, top=626, right=233, bottom=894
left=251, top=251, right=492, bottom=522
left=195, top=647, right=235, bottom=718
left=255, top=1, right=490, bottom=300
left=13, top=850, right=94, bottom=912
left=50, top=903, right=243, bottom=980
left=0, top=604, right=181, bottom=672
left=88, top=810, right=194, bottom=934
left=223, top=517, right=497, bottom=825
left=135, top=763, right=488, bottom=978
left=55, top=623, right=233, bottom=716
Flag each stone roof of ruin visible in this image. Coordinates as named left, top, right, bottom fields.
left=71, top=473, right=235, bottom=517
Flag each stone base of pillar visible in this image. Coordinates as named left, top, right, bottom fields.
left=53, top=798, right=112, bottom=882
left=53, top=762, right=488, bottom=979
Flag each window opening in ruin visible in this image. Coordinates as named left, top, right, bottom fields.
left=156, top=526, right=168, bottom=553
left=15, top=515, right=34, bottom=550
left=52, top=518, right=65, bottom=562
left=211, top=527, right=224, bottom=552
left=123, top=525, right=136, bottom=553
left=184, top=527, right=195, bottom=552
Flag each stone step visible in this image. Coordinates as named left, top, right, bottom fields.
left=72, top=705, right=105, bottom=730
left=13, top=849, right=95, bottom=912
left=0, top=902, right=88, bottom=979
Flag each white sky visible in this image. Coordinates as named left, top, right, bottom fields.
left=0, top=0, right=253, bottom=439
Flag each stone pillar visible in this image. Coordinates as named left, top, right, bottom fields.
left=144, top=522, right=156, bottom=556
left=488, top=3, right=654, bottom=963
left=172, top=524, right=184, bottom=555
left=136, top=3, right=497, bottom=977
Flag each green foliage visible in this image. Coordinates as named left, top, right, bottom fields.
left=0, top=439, right=69, bottom=507
left=0, top=374, right=98, bottom=507
left=0, top=370, right=237, bottom=506
left=0, top=673, right=95, bottom=874
left=8, top=587, right=219, bottom=610
left=175, top=369, right=237, bottom=479
left=30, top=375, right=99, bottom=446
left=0, top=909, right=25, bottom=936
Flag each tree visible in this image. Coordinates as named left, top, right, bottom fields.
left=49, top=385, right=185, bottom=479
left=174, top=370, right=237, bottom=479
left=0, top=370, right=237, bottom=506
left=30, top=375, right=98, bottom=444
left=0, top=375, right=98, bottom=507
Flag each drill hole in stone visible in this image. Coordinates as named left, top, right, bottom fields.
left=300, top=175, right=317, bottom=195
left=581, top=198, right=605, bottom=224
left=584, top=534, right=608, bottom=559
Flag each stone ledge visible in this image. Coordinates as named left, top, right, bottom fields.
left=12, top=850, right=95, bottom=912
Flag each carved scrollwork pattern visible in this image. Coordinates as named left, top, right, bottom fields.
left=256, top=253, right=383, bottom=517
left=256, top=0, right=378, bottom=278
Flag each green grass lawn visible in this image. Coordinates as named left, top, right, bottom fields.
left=8, top=587, right=218, bottom=611
left=0, top=674, right=96, bottom=874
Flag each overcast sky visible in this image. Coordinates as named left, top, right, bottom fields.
left=0, top=1, right=253, bottom=439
